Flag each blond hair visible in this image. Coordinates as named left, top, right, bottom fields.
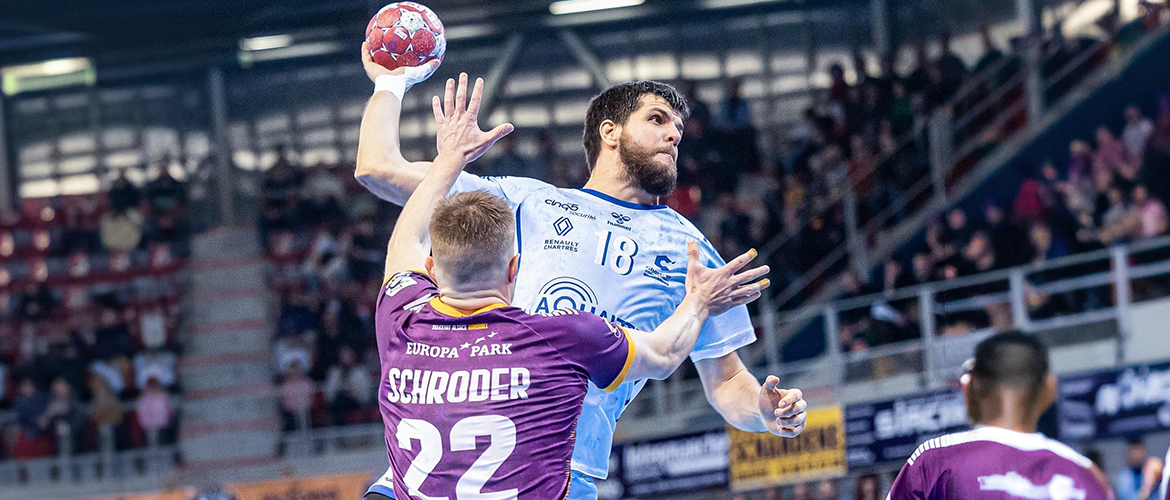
left=429, top=190, right=515, bottom=287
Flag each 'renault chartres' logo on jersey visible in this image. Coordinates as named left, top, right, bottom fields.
left=531, top=276, right=633, bottom=328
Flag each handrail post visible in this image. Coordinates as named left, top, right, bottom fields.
left=843, top=183, right=867, bottom=276
left=1008, top=268, right=1031, bottom=331
left=761, top=292, right=781, bottom=376
left=1111, top=245, right=1131, bottom=364
left=927, top=110, right=952, bottom=204
left=824, top=305, right=844, bottom=385
left=918, top=288, right=938, bottom=387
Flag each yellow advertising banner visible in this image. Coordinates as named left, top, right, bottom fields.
left=85, top=489, right=194, bottom=500
left=728, top=405, right=847, bottom=491
left=228, top=471, right=372, bottom=500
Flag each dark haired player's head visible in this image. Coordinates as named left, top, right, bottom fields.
left=963, top=332, right=1056, bottom=432
left=582, top=81, right=690, bottom=196
left=425, top=190, right=519, bottom=298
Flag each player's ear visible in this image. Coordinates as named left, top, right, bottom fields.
left=599, top=120, right=620, bottom=149
left=1039, top=373, right=1058, bottom=414
left=507, top=254, right=520, bottom=284
left=424, top=256, right=435, bottom=276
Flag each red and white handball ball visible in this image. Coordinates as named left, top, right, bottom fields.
left=365, top=2, right=446, bottom=71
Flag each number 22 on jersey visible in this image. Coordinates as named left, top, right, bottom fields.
left=396, top=415, right=518, bottom=500
left=594, top=231, right=639, bottom=275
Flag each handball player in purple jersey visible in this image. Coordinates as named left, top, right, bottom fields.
left=888, top=332, right=1114, bottom=500
left=372, top=76, right=770, bottom=500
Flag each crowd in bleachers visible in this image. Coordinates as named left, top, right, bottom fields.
left=829, top=91, right=1170, bottom=355
left=0, top=165, right=188, bottom=461
left=262, top=147, right=388, bottom=433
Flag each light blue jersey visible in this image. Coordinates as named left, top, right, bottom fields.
left=368, top=175, right=756, bottom=497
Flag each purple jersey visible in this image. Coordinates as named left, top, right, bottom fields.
left=888, top=427, right=1110, bottom=500
left=375, top=271, right=634, bottom=500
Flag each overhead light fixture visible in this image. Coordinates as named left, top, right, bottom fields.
left=1, top=57, right=94, bottom=96
left=239, top=34, right=293, bottom=52
left=549, top=0, right=645, bottom=15
left=238, top=41, right=345, bottom=66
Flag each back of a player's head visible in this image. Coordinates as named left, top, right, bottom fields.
left=583, top=80, right=690, bottom=170
left=965, top=331, right=1051, bottom=422
left=429, top=190, right=516, bottom=289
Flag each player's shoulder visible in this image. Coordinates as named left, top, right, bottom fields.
left=483, top=175, right=558, bottom=199
left=908, top=427, right=1093, bottom=470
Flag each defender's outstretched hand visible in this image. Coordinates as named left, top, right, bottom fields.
left=759, top=376, right=807, bottom=437
left=684, top=241, right=770, bottom=317
left=432, top=73, right=514, bottom=164
left=361, top=42, right=440, bottom=90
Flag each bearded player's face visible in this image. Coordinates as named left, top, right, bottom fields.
left=617, top=95, right=684, bottom=197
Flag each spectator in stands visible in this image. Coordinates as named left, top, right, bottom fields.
left=93, top=306, right=134, bottom=363
left=40, top=376, right=85, bottom=455
left=855, top=474, right=881, bottom=500
left=1115, top=439, right=1153, bottom=500
left=108, top=169, right=142, bottom=215
left=13, top=378, right=47, bottom=439
left=89, top=376, right=125, bottom=451
left=135, top=377, right=173, bottom=447
left=1132, top=185, right=1169, bottom=238
left=261, top=145, right=304, bottom=236
left=1095, top=127, right=1138, bottom=183
left=346, top=218, right=384, bottom=284
left=146, top=163, right=185, bottom=215
left=482, top=134, right=533, bottom=178
left=981, top=202, right=1028, bottom=267
left=934, top=31, right=968, bottom=103
left=816, top=478, right=846, bottom=500
left=1124, top=105, right=1156, bottom=162
left=300, top=165, right=347, bottom=227
left=716, top=194, right=756, bottom=260
left=279, top=361, right=314, bottom=431
left=134, top=349, right=177, bottom=391
left=17, top=281, right=55, bottom=323
left=1029, top=222, right=1071, bottom=265
left=323, top=346, right=373, bottom=425
left=793, top=482, right=812, bottom=500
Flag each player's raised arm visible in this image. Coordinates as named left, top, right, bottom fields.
left=622, top=242, right=770, bottom=381
left=383, top=73, right=514, bottom=277
left=356, top=44, right=510, bottom=206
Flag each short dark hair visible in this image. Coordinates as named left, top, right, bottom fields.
left=582, top=80, right=690, bottom=170
left=970, top=331, right=1050, bottom=398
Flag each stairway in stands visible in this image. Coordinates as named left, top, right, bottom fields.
left=177, top=226, right=280, bottom=480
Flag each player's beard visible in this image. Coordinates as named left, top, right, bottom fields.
left=618, top=130, right=677, bottom=197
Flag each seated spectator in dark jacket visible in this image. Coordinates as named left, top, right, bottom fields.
left=13, top=378, right=48, bottom=439
left=18, top=282, right=55, bottom=322
left=40, top=377, right=86, bottom=454
left=93, top=306, right=134, bottom=362
left=146, top=166, right=186, bottom=215
left=108, top=170, right=142, bottom=215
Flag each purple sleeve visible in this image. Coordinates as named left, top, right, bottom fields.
left=375, top=271, right=439, bottom=344
left=887, top=458, right=927, bottom=500
left=532, top=310, right=633, bottom=392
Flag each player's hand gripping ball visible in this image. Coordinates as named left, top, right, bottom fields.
left=365, top=2, right=446, bottom=71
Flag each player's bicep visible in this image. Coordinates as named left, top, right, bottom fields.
left=623, top=327, right=674, bottom=381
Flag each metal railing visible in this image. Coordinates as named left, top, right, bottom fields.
left=0, top=445, right=179, bottom=488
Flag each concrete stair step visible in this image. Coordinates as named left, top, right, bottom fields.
left=182, top=394, right=277, bottom=422
left=188, top=293, right=269, bottom=324
left=179, top=430, right=281, bottom=462
left=184, top=328, right=271, bottom=356
left=179, top=360, right=271, bottom=391
left=192, top=227, right=260, bottom=259
left=190, top=264, right=266, bottom=292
